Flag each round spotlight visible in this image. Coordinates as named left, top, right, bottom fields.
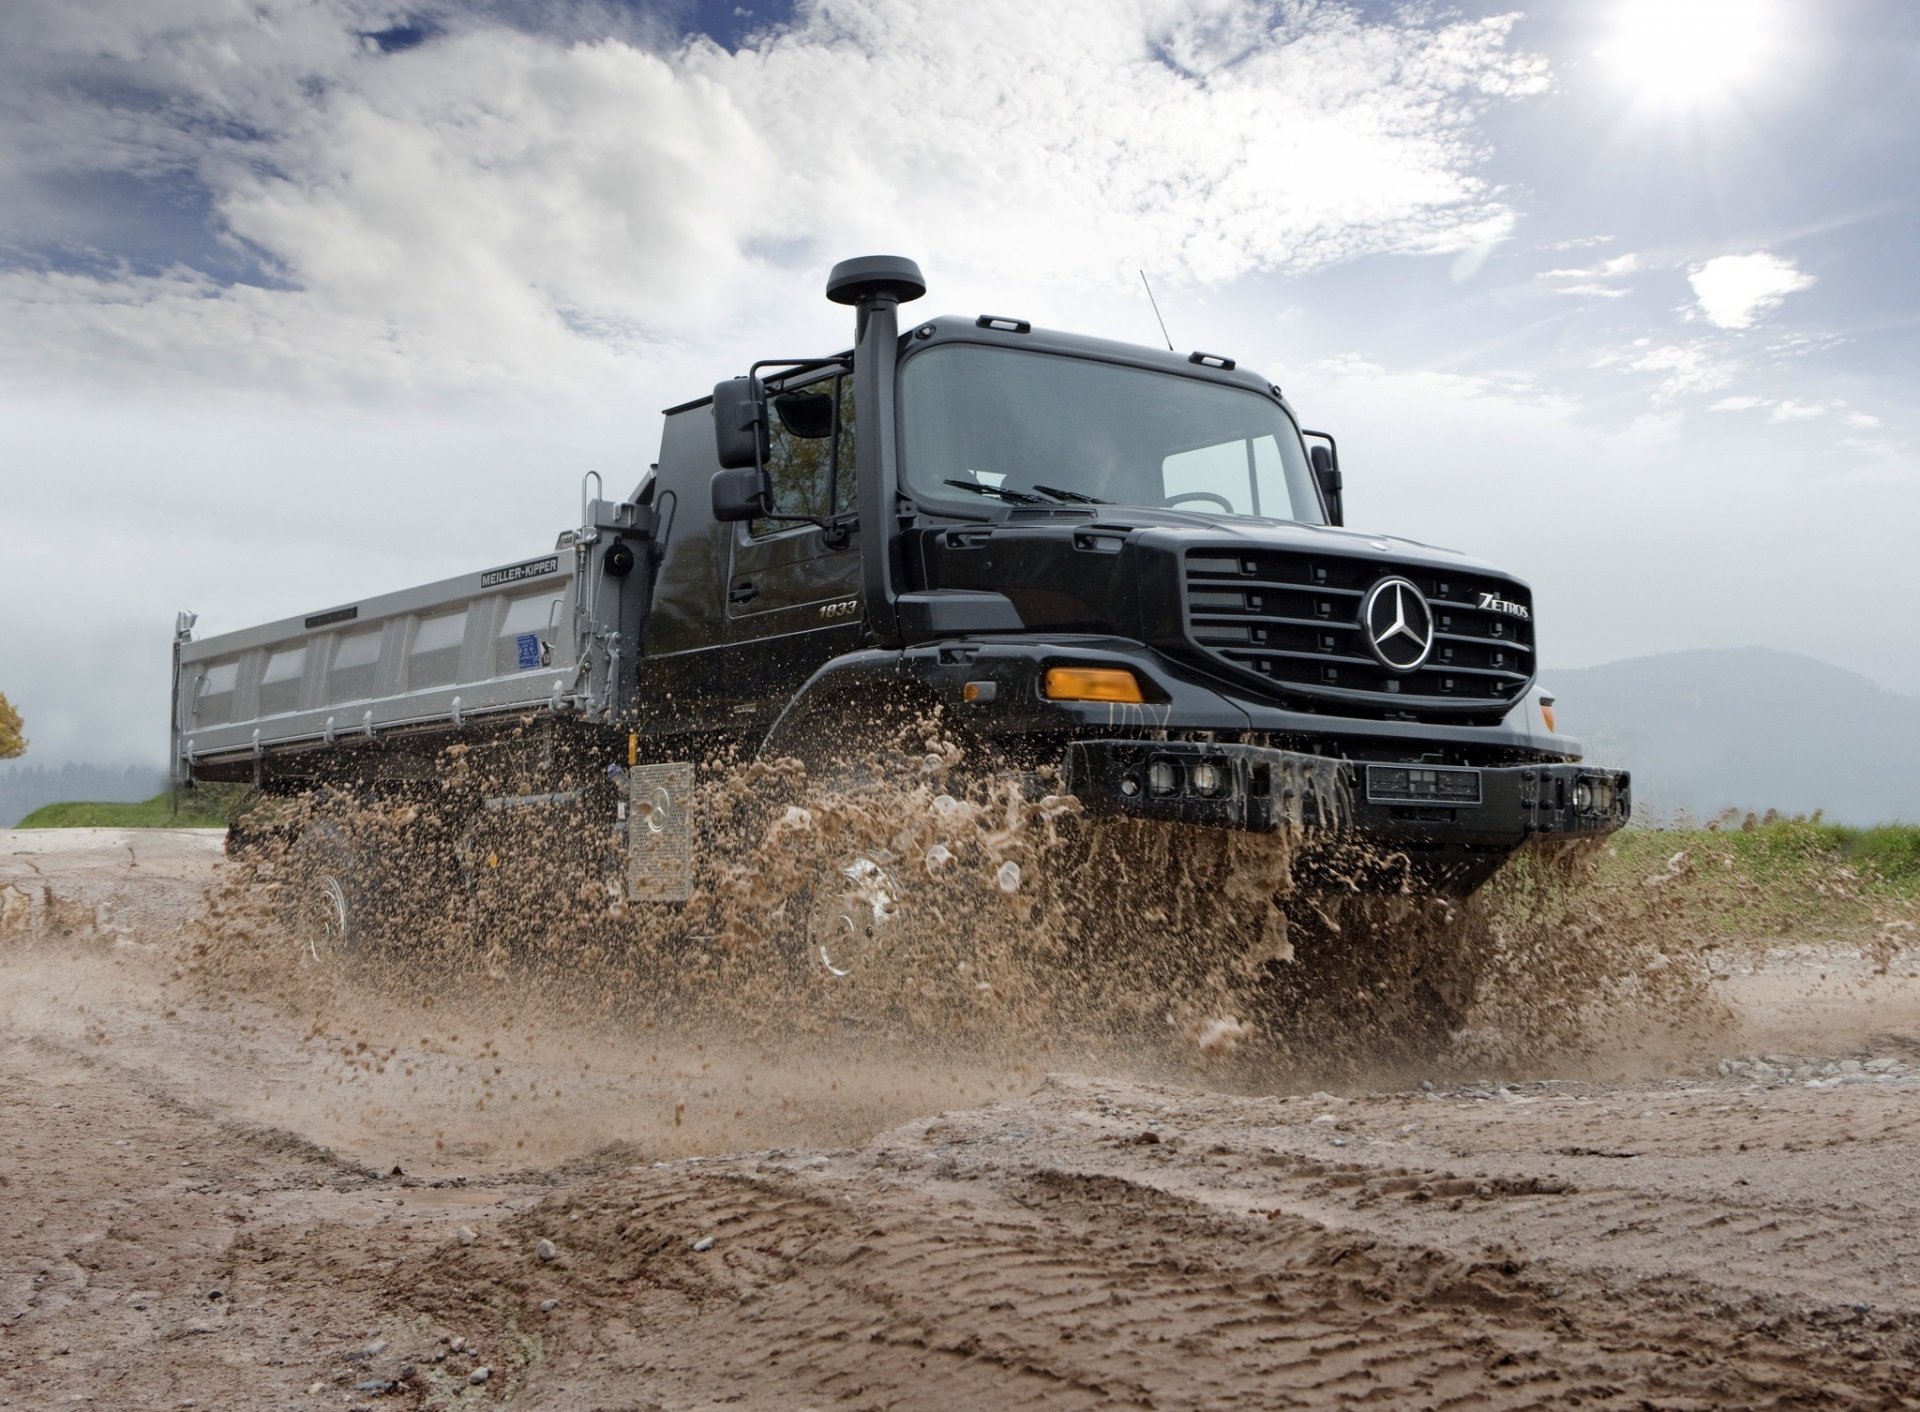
left=1147, top=760, right=1178, bottom=796
left=1189, top=761, right=1225, bottom=797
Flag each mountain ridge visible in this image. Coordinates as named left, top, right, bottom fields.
left=1545, top=647, right=1918, bottom=826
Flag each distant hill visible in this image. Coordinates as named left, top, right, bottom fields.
left=1545, top=648, right=1920, bottom=826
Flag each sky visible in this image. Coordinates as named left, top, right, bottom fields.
left=1, top=0, right=1915, bottom=764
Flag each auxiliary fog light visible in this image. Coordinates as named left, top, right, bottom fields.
left=1573, top=781, right=1594, bottom=811
left=1147, top=760, right=1179, bottom=797
left=1188, top=760, right=1227, bottom=797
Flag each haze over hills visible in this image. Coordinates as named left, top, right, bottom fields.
left=1546, top=648, right=1920, bottom=826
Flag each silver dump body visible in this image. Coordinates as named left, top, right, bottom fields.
left=172, top=493, right=648, bottom=781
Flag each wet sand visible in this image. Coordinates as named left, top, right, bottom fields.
left=3, top=828, right=1919, bottom=1409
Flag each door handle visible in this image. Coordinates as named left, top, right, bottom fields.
left=728, top=580, right=758, bottom=604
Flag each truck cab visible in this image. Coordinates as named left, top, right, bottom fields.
left=629, top=256, right=1627, bottom=893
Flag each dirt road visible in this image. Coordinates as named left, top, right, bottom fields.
left=4, top=829, right=1919, bottom=1409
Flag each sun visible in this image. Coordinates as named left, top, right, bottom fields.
left=1600, top=0, right=1776, bottom=110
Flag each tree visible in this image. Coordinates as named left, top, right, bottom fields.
left=0, top=692, right=25, bottom=759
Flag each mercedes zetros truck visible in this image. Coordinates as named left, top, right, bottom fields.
left=172, top=254, right=1629, bottom=969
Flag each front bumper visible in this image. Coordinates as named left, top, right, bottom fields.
left=1062, top=739, right=1630, bottom=854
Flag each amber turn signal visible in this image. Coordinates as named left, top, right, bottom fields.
left=1540, top=698, right=1557, bottom=733
left=1043, top=667, right=1146, bottom=704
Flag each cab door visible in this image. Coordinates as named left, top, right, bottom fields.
left=722, top=372, right=864, bottom=725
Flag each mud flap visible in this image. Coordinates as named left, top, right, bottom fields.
left=627, top=762, right=694, bottom=904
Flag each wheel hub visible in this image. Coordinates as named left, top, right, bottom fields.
left=811, top=855, right=900, bottom=977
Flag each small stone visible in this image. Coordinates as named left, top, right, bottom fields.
left=469, top=1367, right=491, bottom=1385
left=691, top=1236, right=716, bottom=1253
left=535, top=1238, right=558, bottom=1262
left=306, top=1383, right=325, bottom=1395
left=995, top=860, right=1021, bottom=894
left=538, top=1299, right=559, bottom=1312
left=1839, top=1059, right=1863, bottom=1074
left=456, top=1226, right=477, bottom=1247
left=449, top=1336, right=465, bottom=1353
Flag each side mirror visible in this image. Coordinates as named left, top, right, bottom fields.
left=712, top=377, right=767, bottom=470
left=712, top=466, right=769, bottom=522
left=1306, top=436, right=1343, bottom=527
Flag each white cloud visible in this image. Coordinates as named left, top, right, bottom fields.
left=1542, top=233, right=1616, bottom=252
left=1594, top=338, right=1737, bottom=401
left=1768, top=399, right=1826, bottom=422
left=1539, top=250, right=1640, bottom=299
left=1688, top=251, right=1816, bottom=330
left=1709, top=395, right=1768, bottom=412
left=0, top=0, right=1549, bottom=398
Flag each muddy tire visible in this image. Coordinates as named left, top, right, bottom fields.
left=283, top=823, right=379, bottom=967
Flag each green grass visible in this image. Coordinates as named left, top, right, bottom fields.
left=15, top=785, right=246, bottom=830
left=1594, top=815, right=1920, bottom=940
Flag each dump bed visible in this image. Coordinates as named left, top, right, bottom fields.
left=171, top=548, right=585, bottom=778
left=170, top=476, right=665, bottom=783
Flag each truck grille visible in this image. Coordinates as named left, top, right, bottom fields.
left=1183, top=550, right=1535, bottom=719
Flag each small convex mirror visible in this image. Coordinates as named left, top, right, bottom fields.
left=772, top=390, right=835, bottom=439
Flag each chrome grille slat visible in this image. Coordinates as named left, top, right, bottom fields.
left=1181, top=549, right=1536, bottom=720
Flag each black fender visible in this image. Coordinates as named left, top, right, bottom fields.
left=756, top=650, right=949, bottom=766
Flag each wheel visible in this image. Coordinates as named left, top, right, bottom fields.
left=806, top=851, right=904, bottom=978
left=282, top=822, right=377, bottom=967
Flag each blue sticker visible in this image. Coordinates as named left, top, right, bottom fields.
left=516, top=633, right=542, bottom=670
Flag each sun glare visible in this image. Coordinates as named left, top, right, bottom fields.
left=1602, top=0, right=1775, bottom=110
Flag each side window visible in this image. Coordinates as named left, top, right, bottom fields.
left=753, top=373, right=856, bottom=536
left=1161, top=434, right=1300, bottom=519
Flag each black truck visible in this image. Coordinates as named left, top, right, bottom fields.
left=172, top=255, right=1628, bottom=967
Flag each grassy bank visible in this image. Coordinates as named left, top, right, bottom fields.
left=1597, top=816, right=1919, bottom=939
left=15, top=786, right=245, bottom=830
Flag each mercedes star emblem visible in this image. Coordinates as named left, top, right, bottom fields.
left=1361, top=577, right=1435, bottom=673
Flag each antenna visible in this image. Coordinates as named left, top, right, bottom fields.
left=1139, top=270, right=1174, bottom=352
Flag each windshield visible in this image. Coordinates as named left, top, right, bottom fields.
left=899, top=344, right=1325, bottom=524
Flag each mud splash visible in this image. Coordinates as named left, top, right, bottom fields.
left=174, top=722, right=1882, bottom=1105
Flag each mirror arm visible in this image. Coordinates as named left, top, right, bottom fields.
left=758, top=509, right=855, bottom=548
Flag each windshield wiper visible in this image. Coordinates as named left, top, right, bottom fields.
left=943, top=478, right=1056, bottom=505
left=1031, top=483, right=1105, bottom=504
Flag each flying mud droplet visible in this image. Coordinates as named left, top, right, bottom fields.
left=1196, top=1016, right=1249, bottom=1055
